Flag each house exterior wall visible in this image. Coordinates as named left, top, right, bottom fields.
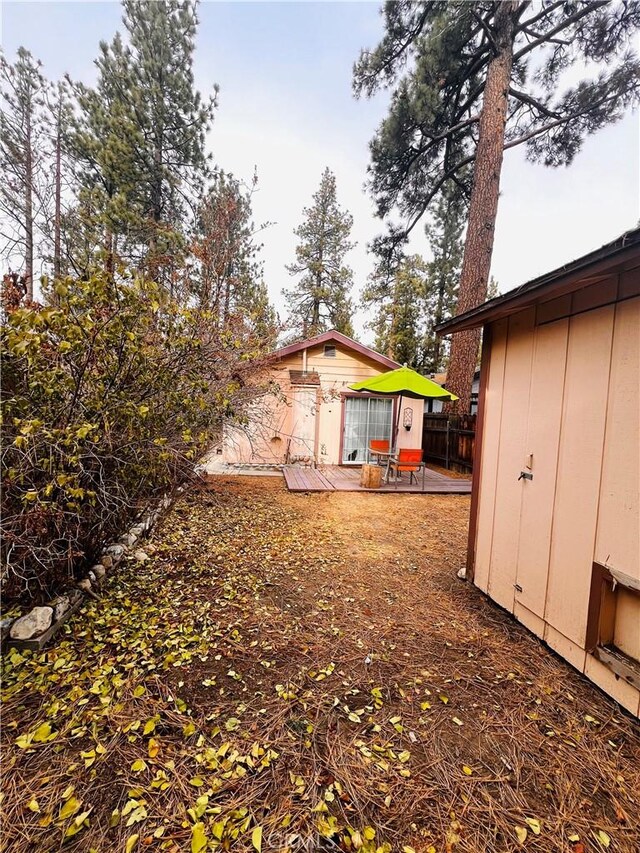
left=473, top=278, right=640, bottom=716
left=222, top=341, right=424, bottom=466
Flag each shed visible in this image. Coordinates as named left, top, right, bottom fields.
left=438, top=228, right=640, bottom=716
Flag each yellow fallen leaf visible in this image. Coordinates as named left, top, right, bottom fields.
left=27, top=798, right=40, bottom=812
left=515, top=826, right=528, bottom=845
left=594, top=829, right=611, bottom=848
left=64, top=809, right=92, bottom=838
left=252, top=825, right=263, bottom=853
left=191, top=822, right=207, bottom=853
left=568, top=834, right=580, bottom=842
left=32, top=722, right=53, bottom=743
left=59, top=796, right=82, bottom=820
left=462, top=765, right=473, bottom=775
left=131, top=759, right=147, bottom=772
left=525, top=817, right=541, bottom=835
left=125, top=834, right=139, bottom=853
left=452, top=717, right=464, bottom=726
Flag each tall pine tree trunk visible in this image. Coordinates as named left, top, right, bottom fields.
left=53, top=100, right=62, bottom=280
left=445, top=2, right=519, bottom=412
left=24, top=106, right=34, bottom=301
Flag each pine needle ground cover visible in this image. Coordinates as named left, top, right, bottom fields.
left=2, top=478, right=639, bottom=853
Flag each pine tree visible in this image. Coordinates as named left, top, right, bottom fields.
left=363, top=253, right=427, bottom=367
left=70, top=1, right=216, bottom=281
left=0, top=48, right=48, bottom=300
left=121, top=0, right=217, bottom=274
left=191, top=170, right=276, bottom=340
left=69, top=33, right=147, bottom=273
left=354, top=1, right=640, bottom=410
left=285, top=168, right=355, bottom=339
left=422, top=191, right=465, bottom=373
left=39, top=80, right=75, bottom=281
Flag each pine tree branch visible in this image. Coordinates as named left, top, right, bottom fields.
left=513, top=1, right=609, bottom=62
left=508, top=86, right=561, bottom=119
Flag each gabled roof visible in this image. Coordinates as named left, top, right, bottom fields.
left=437, top=227, right=640, bottom=335
left=273, top=330, right=400, bottom=370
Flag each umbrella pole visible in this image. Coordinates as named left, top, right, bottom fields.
left=393, top=394, right=402, bottom=451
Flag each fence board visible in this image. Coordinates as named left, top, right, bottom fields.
left=422, top=413, right=476, bottom=473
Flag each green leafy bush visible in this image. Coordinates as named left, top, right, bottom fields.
left=1, top=271, right=266, bottom=602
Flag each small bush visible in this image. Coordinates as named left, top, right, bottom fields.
left=1, top=271, right=267, bottom=602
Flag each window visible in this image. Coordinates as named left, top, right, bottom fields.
left=324, top=345, right=336, bottom=358
left=342, top=396, right=392, bottom=464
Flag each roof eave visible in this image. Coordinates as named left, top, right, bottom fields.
left=436, top=228, right=640, bottom=336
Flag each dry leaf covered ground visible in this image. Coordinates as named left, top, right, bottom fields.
left=2, top=476, right=640, bottom=853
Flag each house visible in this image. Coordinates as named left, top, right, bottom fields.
left=222, top=330, right=426, bottom=467
left=424, top=370, right=480, bottom=414
left=437, top=228, right=640, bottom=716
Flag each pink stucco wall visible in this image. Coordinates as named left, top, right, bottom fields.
left=222, top=342, right=425, bottom=466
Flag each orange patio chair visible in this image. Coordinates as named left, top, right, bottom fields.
left=368, top=439, right=390, bottom=466
left=390, top=448, right=426, bottom=490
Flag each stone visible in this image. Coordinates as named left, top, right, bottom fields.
left=457, top=567, right=467, bottom=580
left=133, top=549, right=149, bottom=563
left=10, top=607, right=53, bottom=641
left=100, top=554, right=114, bottom=569
left=77, top=578, right=93, bottom=594
left=105, top=543, right=126, bottom=560
left=129, top=524, right=145, bottom=537
left=1, top=617, right=14, bottom=642
left=119, top=532, right=138, bottom=548
left=92, top=565, right=106, bottom=585
left=51, top=595, right=72, bottom=621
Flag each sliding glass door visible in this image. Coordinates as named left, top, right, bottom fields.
left=342, top=396, right=393, bottom=464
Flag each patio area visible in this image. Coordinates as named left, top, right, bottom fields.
left=283, top=463, right=472, bottom=493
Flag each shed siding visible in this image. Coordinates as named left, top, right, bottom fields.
left=514, top=318, right=568, bottom=618
left=594, top=297, right=640, bottom=578
left=473, top=318, right=508, bottom=594
left=486, top=309, right=535, bottom=611
left=544, top=306, right=615, bottom=645
left=476, top=290, right=640, bottom=716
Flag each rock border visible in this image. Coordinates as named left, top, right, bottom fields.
left=1, top=489, right=179, bottom=654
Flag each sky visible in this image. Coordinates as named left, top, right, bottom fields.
left=2, top=1, right=639, bottom=343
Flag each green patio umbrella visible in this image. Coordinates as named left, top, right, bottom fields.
left=349, top=365, right=458, bottom=448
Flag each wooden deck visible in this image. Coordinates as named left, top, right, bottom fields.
left=283, top=465, right=471, bottom=494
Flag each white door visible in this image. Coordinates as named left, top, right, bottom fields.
left=290, top=386, right=317, bottom=461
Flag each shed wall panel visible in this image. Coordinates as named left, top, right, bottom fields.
left=487, top=310, right=535, bottom=611
left=544, top=307, right=615, bottom=645
left=474, top=319, right=508, bottom=593
left=514, top=319, right=569, bottom=618
left=594, top=297, right=640, bottom=579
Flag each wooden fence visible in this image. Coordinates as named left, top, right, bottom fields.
left=422, top=413, right=477, bottom=473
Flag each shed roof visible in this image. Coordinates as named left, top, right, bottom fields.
left=437, top=227, right=640, bottom=335
left=273, top=330, right=400, bottom=370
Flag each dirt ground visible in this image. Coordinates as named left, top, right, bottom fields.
left=2, top=476, right=639, bottom=853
